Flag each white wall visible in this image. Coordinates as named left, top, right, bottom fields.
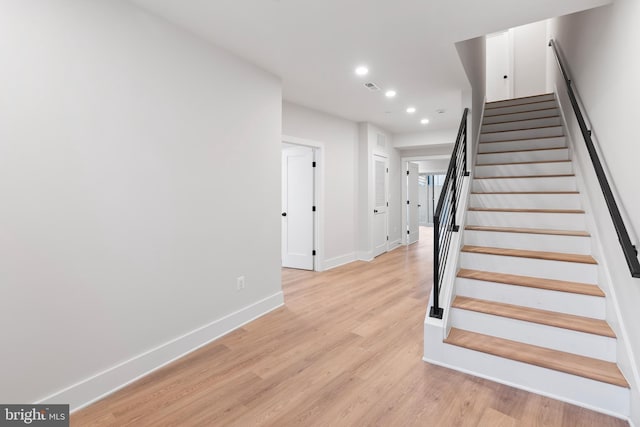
left=455, top=36, right=486, bottom=163
left=548, top=2, right=640, bottom=423
left=0, top=0, right=282, bottom=409
left=357, top=123, right=401, bottom=257
left=415, top=159, right=450, bottom=174
left=393, top=129, right=457, bottom=150
left=282, top=101, right=359, bottom=267
left=513, top=21, right=548, bottom=98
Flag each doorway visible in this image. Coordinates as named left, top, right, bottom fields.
left=486, top=31, right=514, bottom=102
left=423, top=174, right=445, bottom=226
left=372, top=154, right=388, bottom=257
left=281, top=143, right=315, bottom=270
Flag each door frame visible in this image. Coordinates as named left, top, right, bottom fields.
left=400, top=155, right=448, bottom=245
left=282, top=135, right=324, bottom=271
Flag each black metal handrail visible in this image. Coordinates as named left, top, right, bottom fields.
left=430, top=108, right=469, bottom=319
left=549, top=39, right=640, bottom=278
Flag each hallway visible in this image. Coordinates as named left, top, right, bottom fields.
left=72, top=228, right=626, bottom=426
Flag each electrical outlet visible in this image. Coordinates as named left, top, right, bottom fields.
left=237, top=276, right=245, bottom=291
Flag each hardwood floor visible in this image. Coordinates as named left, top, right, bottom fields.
left=72, top=228, right=628, bottom=426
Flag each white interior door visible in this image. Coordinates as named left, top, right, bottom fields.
left=407, top=162, right=419, bottom=244
left=373, top=155, right=388, bottom=257
left=282, top=145, right=314, bottom=270
left=486, top=31, right=513, bottom=102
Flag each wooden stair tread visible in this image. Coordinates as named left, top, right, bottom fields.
left=465, top=225, right=590, bottom=237
left=482, top=115, right=560, bottom=126
left=468, top=208, right=584, bottom=214
left=479, top=135, right=564, bottom=143
left=484, top=107, right=558, bottom=118
left=471, top=191, right=579, bottom=195
left=474, top=174, right=574, bottom=180
left=444, top=328, right=628, bottom=387
left=452, top=296, right=614, bottom=337
left=476, top=159, right=571, bottom=166
left=457, top=268, right=604, bottom=297
left=485, top=93, right=554, bottom=105
left=481, top=125, right=562, bottom=135
left=477, top=146, right=567, bottom=155
left=461, top=245, right=598, bottom=265
left=485, top=99, right=556, bottom=110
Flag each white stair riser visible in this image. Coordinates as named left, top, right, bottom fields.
left=473, top=176, right=577, bottom=192
left=450, top=309, right=616, bottom=362
left=460, top=252, right=598, bottom=284
left=484, top=100, right=558, bottom=116
left=483, top=108, right=560, bottom=124
left=485, top=94, right=555, bottom=109
left=478, top=137, right=566, bottom=153
left=467, top=211, right=586, bottom=230
left=476, top=148, right=569, bottom=164
left=455, top=277, right=605, bottom=319
left=464, top=230, right=591, bottom=254
left=474, top=162, right=573, bottom=178
left=480, top=126, right=564, bottom=143
left=470, top=193, right=582, bottom=210
left=426, top=341, right=630, bottom=417
left=482, top=116, right=561, bottom=133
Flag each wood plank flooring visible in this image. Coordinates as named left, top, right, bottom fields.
left=71, top=228, right=628, bottom=426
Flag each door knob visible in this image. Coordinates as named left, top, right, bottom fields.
left=281, top=212, right=287, bottom=216
left=374, top=209, right=378, bottom=213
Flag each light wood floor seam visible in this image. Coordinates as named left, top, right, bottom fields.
left=452, top=296, right=614, bottom=338
left=445, top=328, right=628, bottom=388
left=461, top=245, right=598, bottom=265
left=457, top=268, right=604, bottom=296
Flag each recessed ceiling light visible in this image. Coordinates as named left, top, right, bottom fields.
left=421, top=118, right=430, bottom=125
left=406, top=107, right=416, bottom=114
left=385, top=90, right=397, bottom=98
left=355, top=66, right=369, bottom=76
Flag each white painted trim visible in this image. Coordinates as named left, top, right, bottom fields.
left=282, top=134, right=325, bottom=271
left=388, top=239, right=402, bottom=251
left=323, top=252, right=356, bottom=271
left=422, top=357, right=631, bottom=424
left=39, top=292, right=284, bottom=412
left=357, top=250, right=374, bottom=262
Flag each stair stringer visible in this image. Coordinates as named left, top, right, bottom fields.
left=552, top=84, right=640, bottom=426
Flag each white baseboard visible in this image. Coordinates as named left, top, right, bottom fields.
left=357, top=250, right=374, bottom=262
left=388, top=239, right=402, bottom=251
left=37, top=292, right=284, bottom=412
left=323, top=252, right=356, bottom=271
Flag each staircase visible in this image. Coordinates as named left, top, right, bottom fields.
left=431, top=93, right=631, bottom=417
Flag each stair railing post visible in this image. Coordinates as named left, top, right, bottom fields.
left=430, top=214, right=443, bottom=319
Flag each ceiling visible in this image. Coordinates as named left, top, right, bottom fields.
left=131, top=0, right=611, bottom=134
